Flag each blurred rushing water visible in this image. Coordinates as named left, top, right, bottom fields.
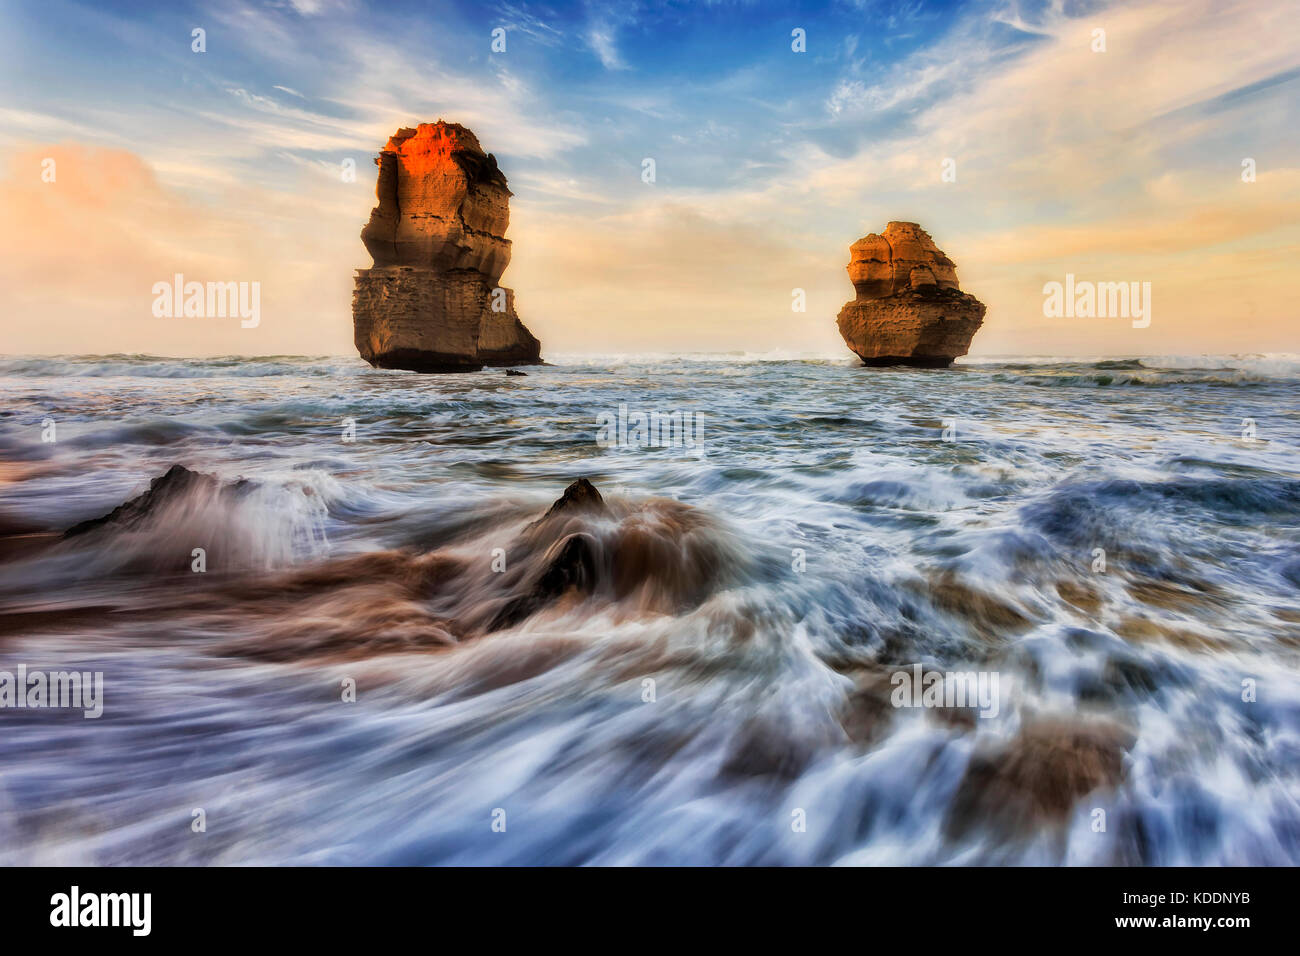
left=0, top=352, right=1297, bottom=865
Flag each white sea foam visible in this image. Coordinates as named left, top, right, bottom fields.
left=0, top=354, right=1296, bottom=864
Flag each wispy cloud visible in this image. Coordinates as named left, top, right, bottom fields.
left=585, top=23, right=626, bottom=70
left=495, top=2, right=565, bottom=46
left=1, top=0, right=1296, bottom=357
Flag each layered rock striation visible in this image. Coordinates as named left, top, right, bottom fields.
left=836, top=222, right=984, bottom=367
left=353, top=122, right=541, bottom=371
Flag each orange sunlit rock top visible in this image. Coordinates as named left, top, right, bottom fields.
left=361, top=121, right=512, bottom=276
left=848, top=222, right=960, bottom=300
left=382, top=121, right=509, bottom=189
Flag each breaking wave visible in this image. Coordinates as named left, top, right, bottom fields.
left=0, top=353, right=1297, bottom=864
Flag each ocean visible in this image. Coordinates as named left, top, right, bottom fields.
left=0, top=352, right=1297, bottom=865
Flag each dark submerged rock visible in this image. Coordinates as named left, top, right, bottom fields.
left=532, top=477, right=609, bottom=526
left=63, top=465, right=241, bottom=538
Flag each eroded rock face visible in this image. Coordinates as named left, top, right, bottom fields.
left=836, top=222, right=984, bottom=367
left=353, top=122, right=541, bottom=372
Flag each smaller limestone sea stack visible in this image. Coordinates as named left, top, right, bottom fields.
left=353, top=121, right=541, bottom=372
left=836, top=222, right=985, bottom=367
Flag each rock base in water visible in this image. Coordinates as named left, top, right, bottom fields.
left=837, top=285, right=986, bottom=368
left=353, top=267, right=539, bottom=371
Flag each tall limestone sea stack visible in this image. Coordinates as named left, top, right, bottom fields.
left=836, top=222, right=984, bottom=367
left=352, top=122, right=541, bottom=371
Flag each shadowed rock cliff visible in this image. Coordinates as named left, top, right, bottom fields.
left=353, top=122, right=541, bottom=372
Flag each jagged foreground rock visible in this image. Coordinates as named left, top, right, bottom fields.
left=353, top=122, right=541, bottom=371
left=836, top=222, right=985, bottom=367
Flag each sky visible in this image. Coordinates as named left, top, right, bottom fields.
left=0, top=0, right=1297, bottom=358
